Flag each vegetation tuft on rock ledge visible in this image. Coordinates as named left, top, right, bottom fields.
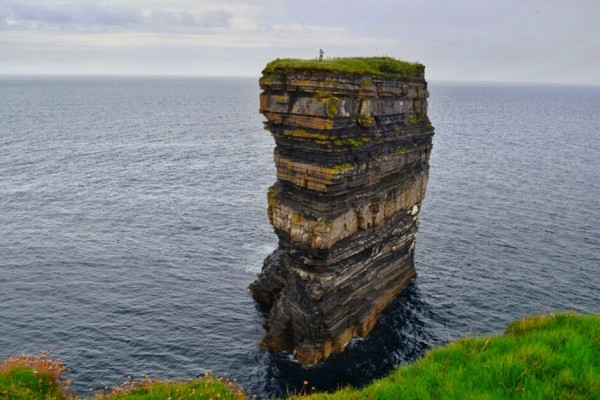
left=1, top=313, right=598, bottom=399
left=262, top=57, right=425, bottom=81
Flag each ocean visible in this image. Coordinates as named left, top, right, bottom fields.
left=1, top=77, right=599, bottom=398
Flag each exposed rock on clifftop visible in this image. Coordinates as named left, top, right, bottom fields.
left=250, top=57, right=434, bottom=365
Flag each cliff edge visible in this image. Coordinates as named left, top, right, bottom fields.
left=250, top=57, right=434, bottom=365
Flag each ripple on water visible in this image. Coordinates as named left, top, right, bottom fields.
left=0, top=79, right=599, bottom=398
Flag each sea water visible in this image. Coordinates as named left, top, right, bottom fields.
left=1, top=77, right=599, bottom=397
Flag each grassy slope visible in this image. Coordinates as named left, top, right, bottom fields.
left=292, top=313, right=600, bottom=399
left=0, top=354, right=73, bottom=399
left=0, top=366, right=66, bottom=400
left=94, top=375, right=245, bottom=400
left=0, top=356, right=243, bottom=400
left=1, top=313, right=599, bottom=399
left=262, top=57, right=424, bottom=81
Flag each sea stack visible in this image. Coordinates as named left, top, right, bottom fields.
left=250, top=57, right=434, bottom=365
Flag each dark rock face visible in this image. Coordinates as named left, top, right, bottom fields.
left=250, top=65, right=434, bottom=365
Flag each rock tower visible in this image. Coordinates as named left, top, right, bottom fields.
left=250, top=57, right=434, bottom=365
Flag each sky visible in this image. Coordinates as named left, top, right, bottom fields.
left=1, top=0, right=599, bottom=84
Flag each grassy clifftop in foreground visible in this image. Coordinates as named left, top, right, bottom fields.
left=262, top=57, right=425, bottom=81
left=2, top=313, right=599, bottom=399
left=293, top=312, right=600, bottom=399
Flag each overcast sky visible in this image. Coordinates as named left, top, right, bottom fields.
left=1, top=0, right=599, bottom=84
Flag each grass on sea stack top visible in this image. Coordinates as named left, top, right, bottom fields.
left=262, top=57, right=424, bottom=81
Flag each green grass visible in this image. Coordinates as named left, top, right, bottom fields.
left=356, top=114, right=374, bottom=128
left=0, top=356, right=243, bottom=400
left=315, top=92, right=340, bottom=119
left=290, top=312, right=600, bottom=399
left=334, top=137, right=369, bottom=148
left=2, top=313, right=598, bottom=399
left=95, top=375, right=245, bottom=400
left=0, top=354, right=73, bottom=399
left=407, top=114, right=420, bottom=125
left=407, top=112, right=434, bottom=129
left=331, top=163, right=353, bottom=172
left=262, top=57, right=424, bottom=81
left=0, top=366, right=66, bottom=399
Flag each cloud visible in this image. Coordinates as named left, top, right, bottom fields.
left=0, top=1, right=388, bottom=50
left=0, top=1, right=232, bottom=32
left=145, top=9, right=232, bottom=30
left=1, top=1, right=142, bottom=30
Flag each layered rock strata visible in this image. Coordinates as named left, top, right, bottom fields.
left=250, top=58, right=434, bottom=365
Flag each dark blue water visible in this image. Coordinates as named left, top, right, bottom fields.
left=1, top=77, right=599, bottom=398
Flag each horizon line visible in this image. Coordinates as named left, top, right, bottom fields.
left=0, top=73, right=597, bottom=88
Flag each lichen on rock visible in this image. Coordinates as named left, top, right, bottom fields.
left=250, top=57, right=434, bottom=365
